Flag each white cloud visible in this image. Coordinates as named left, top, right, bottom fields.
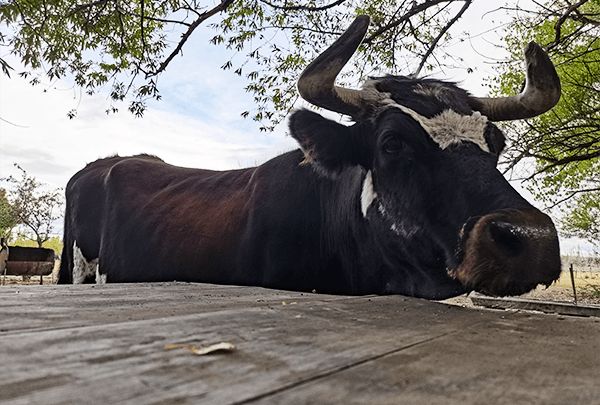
left=0, top=52, right=297, bottom=190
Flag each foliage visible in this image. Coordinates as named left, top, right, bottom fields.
left=0, top=0, right=182, bottom=118
left=580, top=282, right=600, bottom=300
left=1, top=0, right=476, bottom=127
left=561, top=191, right=600, bottom=244
left=214, top=0, right=474, bottom=130
left=0, top=188, right=17, bottom=239
left=491, top=0, right=600, bottom=244
left=11, top=235, right=63, bottom=254
left=1, top=164, right=64, bottom=248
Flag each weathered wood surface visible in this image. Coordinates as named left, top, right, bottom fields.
left=471, top=293, right=600, bottom=317
left=1, top=283, right=599, bottom=405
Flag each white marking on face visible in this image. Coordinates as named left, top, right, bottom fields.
left=361, top=170, right=377, bottom=217
left=390, top=222, right=418, bottom=238
left=393, top=105, right=490, bottom=152
left=358, top=81, right=490, bottom=152
left=72, top=241, right=99, bottom=284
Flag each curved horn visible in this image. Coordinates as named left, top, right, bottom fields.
left=475, top=42, right=561, bottom=121
left=297, top=15, right=370, bottom=117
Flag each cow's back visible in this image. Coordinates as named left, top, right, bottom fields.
left=98, top=156, right=255, bottom=282
left=58, top=154, right=163, bottom=283
left=98, top=151, right=347, bottom=291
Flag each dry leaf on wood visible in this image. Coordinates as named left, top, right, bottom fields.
left=165, top=342, right=236, bottom=355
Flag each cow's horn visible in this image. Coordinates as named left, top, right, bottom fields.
left=475, top=42, right=561, bottom=121
left=297, top=15, right=370, bottom=117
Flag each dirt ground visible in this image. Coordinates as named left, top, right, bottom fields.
left=443, top=270, right=600, bottom=308
left=525, top=270, right=600, bottom=304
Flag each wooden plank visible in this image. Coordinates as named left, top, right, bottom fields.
left=470, top=294, right=600, bottom=317
left=1, top=284, right=599, bottom=404
left=253, top=310, right=600, bottom=405
left=0, top=283, right=369, bottom=332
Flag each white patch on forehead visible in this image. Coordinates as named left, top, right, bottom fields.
left=393, top=105, right=490, bottom=152
left=358, top=79, right=490, bottom=151
left=361, top=170, right=377, bottom=217
left=358, top=80, right=489, bottom=152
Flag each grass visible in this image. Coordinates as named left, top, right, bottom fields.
left=580, top=284, right=600, bottom=300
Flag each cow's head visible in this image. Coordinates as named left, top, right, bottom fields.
left=289, top=15, right=562, bottom=298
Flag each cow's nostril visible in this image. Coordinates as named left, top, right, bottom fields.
left=488, top=221, right=525, bottom=257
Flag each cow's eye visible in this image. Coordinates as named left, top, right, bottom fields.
left=383, top=137, right=404, bottom=154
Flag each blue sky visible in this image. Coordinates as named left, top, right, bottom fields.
left=0, top=24, right=298, bottom=185
left=0, top=1, right=596, bottom=254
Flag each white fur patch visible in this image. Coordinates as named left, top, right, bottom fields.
left=361, top=170, right=377, bottom=217
left=390, top=222, right=417, bottom=238
left=96, top=268, right=107, bottom=284
left=378, top=202, right=387, bottom=216
left=393, top=105, right=490, bottom=152
left=357, top=81, right=490, bottom=152
left=72, top=241, right=100, bottom=284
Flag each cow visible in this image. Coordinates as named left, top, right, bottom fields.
left=59, top=154, right=164, bottom=284
left=58, top=15, right=562, bottom=299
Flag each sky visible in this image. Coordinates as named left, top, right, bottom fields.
left=0, top=1, right=596, bottom=255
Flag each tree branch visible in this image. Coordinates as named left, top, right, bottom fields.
left=362, top=0, right=462, bottom=44
left=140, top=0, right=148, bottom=61
left=257, top=25, right=340, bottom=35
left=146, top=0, right=235, bottom=78
left=259, top=0, right=347, bottom=12
left=413, top=0, right=472, bottom=76
left=547, top=0, right=590, bottom=50
left=547, top=187, right=600, bottom=209
left=524, top=149, right=600, bottom=180
left=136, top=13, right=192, bottom=27
left=71, top=0, right=111, bottom=13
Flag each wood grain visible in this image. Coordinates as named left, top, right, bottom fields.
left=1, top=283, right=599, bottom=404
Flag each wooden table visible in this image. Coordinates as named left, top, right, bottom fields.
left=1, top=283, right=599, bottom=404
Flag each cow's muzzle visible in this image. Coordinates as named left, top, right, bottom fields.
left=451, top=209, right=561, bottom=296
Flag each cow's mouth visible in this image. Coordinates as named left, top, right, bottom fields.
left=449, top=209, right=561, bottom=296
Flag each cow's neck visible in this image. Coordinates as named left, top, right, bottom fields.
left=318, top=166, right=465, bottom=298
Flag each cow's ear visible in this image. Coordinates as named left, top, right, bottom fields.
left=289, top=109, right=370, bottom=174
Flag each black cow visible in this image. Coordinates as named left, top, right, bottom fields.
left=59, top=154, right=164, bottom=284
left=59, top=16, right=562, bottom=299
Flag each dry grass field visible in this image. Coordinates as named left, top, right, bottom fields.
left=520, top=272, right=600, bottom=305
left=521, top=255, right=600, bottom=305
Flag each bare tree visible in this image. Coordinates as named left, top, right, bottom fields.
left=2, top=164, right=63, bottom=247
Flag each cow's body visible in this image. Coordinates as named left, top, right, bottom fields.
left=60, top=154, right=164, bottom=283
left=61, top=150, right=469, bottom=298
left=59, top=16, right=563, bottom=299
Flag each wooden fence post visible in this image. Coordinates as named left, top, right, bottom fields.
left=569, top=263, right=578, bottom=306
